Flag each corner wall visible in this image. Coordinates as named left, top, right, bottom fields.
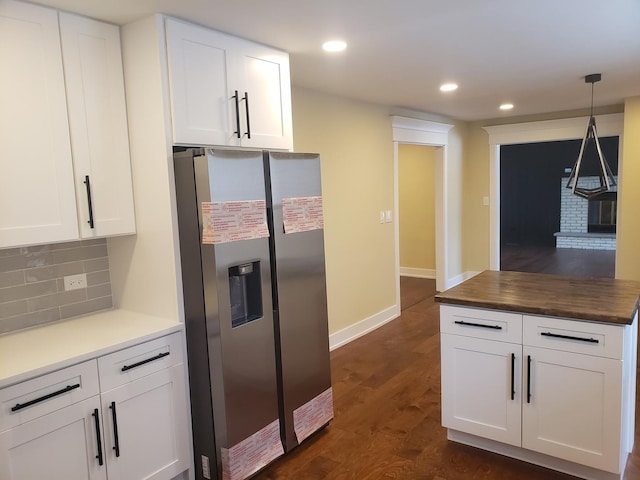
left=291, top=87, right=396, bottom=338
left=616, top=96, right=640, bottom=280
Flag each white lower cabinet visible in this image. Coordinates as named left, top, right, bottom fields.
left=0, top=396, right=106, bottom=480
left=440, top=304, right=635, bottom=478
left=441, top=334, right=521, bottom=447
left=522, top=346, right=622, bottom=473
left=0, top=333, right=189, bottom=480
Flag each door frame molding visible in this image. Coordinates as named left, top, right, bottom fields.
left=392, top=116, right=453, bottom=298
left=482, top=113, right=624, bottom=270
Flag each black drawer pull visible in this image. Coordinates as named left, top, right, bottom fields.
left=11, top=383, right=81, bottom=412
left=242, top=91, right=251, bottom=139
left=121, top=351, right=170, bottom=372
left=232, top=90, right=241, bottom=139
left=510, top=353, right=515, bottom=401
left=454, top=320, right=502, bottom=330
left=93, top=408, right=104, bottom=466
left=84, top=175, right=95, bottom=229
left=527, top=355, right=532, bottom=404
left=541, top=332, right=599, bottom=343
left=110, top=401, right=120, bottom=457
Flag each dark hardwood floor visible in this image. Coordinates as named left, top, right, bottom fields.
left=500, top=245, right=616, bottom=278
left=255, top=276, right=639, bottom=480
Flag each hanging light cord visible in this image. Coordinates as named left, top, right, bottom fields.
left=590, top=81, right=595, bottom=118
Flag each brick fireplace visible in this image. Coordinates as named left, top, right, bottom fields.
left=554, top=176, right=617, bottom=250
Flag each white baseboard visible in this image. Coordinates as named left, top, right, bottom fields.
left=329, top=304, right=400, bottom=351
left=445, top=270, right=481, bottom=289
left=400, top=267, right=436, bottom=279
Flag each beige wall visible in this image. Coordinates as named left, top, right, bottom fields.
left=616, top=96, right=640, bottom=281
left=398, top=144, right=436, bottom=271
left=291, top=87, right=396, bottom=335
left=462, top=125, right=491, bottom=272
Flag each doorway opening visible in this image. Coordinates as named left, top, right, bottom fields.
left=485, top=113, right=624, bottom=278
left=398, top=144, right=437, bottom=309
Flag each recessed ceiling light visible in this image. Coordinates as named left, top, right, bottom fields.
left=439, top=83, right=458, bottom=92
left=322, top=40, right=347, bottom=52
left=500, top=103, right=514, bottom=110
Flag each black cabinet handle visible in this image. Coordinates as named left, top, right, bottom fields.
left=92, top=408, right=104, bottom=466
left=232, top=90, right=241, bottom=138
left=242, top=91, right=251, bottom=139
left=121, top=351, right=170, bottom=372
left=510, top=353, right=515, bottom=401
left=454, top=320, right=502, bottom=330
left=541, top=332, right=599, bottom=343
left=527, top=355, right=532, bottom=404
left=11, top=383, right=81, bottom=412
left=110, top=401, right=120, bottom=457
left=84, top=175, right=95, bottom=229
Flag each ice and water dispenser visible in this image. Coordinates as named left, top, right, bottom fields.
left=228, top=261, right=263, bottom=328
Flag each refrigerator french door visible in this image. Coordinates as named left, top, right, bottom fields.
left=174, top=148, right=332, bottom=480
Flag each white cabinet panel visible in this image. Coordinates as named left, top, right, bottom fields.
left=237, top=43, right=292, bottom=150
left=59, top=13, right=136, bottom=239
left=522, top=345, right=623, bottom=473
left=0, top=0, right=78, bottom=247
left=165, top=17, right=293, bottom=150
left=441, top=334, right=522, bottom=447
left=0, top=396, right=106, bottom=480
left=101, top=365, right=190, bottom=480
left=165, top=18, right=235, bottom=146
left=0, top=2, right=135, bottom=248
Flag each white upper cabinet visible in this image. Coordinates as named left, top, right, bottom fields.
left=165, top=18, right=293, bottom=150
left=60, top=13, right=136, bottom=239
left=0, top=0, right=79, bottom=247
left=0, top=1, right=135, bottom=249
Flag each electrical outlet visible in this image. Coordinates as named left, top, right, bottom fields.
left=384, top=210, right=392, bottom=223
left=379, top=211, right=385, bottom=223
left=64, top=273, right=87, bottom=291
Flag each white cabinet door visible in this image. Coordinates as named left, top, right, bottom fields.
left=60, top=13, right=136, bottom=239
left=0, top=0, right=78, bottom=247
left=235, top=41, right=293, bottom=150
left=441, top=334, right=522, bottom=447
left=100, top=364, right=190, bottom=480
left=0, top=396, right=107, bottom=480
left=522, top=345, right=623, bottom=473
left=165, top=18, right=236, bottom=146
left=165, top=17, right=293, bottom=150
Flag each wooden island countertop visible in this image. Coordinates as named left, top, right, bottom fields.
left=435, top=270, right=640, bottom=325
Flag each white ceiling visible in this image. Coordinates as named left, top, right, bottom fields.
left=31, top=0, right=640, bottom=121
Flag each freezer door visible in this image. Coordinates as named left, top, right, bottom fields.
left=194, top=150, right=282, bottom=458
left=266, top=152, right=333, bottom=451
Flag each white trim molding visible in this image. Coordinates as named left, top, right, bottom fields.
left=392, top=115, right=453, bottom=303
left=329, top=305, right=399, bottom=351
left=482, top=113, right=624, bottom=271
left=400, top=267, right=436, bottom=279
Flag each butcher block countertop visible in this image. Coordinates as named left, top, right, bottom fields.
left=435, top=270, right=640, bottom=325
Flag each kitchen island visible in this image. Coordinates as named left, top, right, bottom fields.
left=435, top=270, right=639, bottom=480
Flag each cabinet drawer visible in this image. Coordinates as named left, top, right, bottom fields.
left=0, top=360, right=99, bottom=431
left=523, top=315, right=624, bottom=359
left=98, top=333, right=184, bottom=392
left=440, top=305, right=522, bottom=343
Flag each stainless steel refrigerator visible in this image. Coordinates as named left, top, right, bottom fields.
left=173, top=148, right=333, bottom=480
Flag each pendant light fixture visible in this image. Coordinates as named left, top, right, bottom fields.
left=565, top=73, right=616, bottom=199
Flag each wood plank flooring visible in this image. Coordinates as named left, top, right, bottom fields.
left=500, top=245, right=615, bottom=278
left=255, top=276, right=640, bottom=480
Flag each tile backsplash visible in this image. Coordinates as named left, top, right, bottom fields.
left=0, top=239, right=112, bottom=335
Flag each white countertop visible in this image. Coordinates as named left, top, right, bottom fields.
left=0, top=309, right=183, bottom=389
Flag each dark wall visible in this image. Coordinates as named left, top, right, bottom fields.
left=500, top=136, right=618, bottom=247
